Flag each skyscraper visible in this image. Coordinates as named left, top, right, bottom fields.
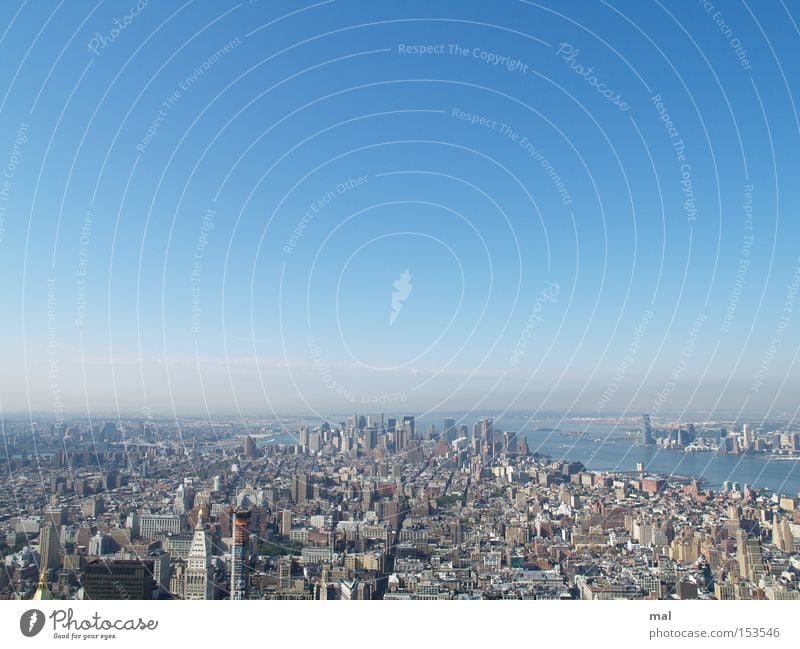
left=443, top=418, right=456, bottom=442
left=150, top=551, right=170, bottom=592
left=364, top=426, right=378, bottom=450
left=243, top=435, right=260, bottom=459
left=231, top=509, right=251, bottom=600
left=503, top=431, right=518, bottom=454
left=280, top=510, right=292, bottom=537
left=474, top=418, right=494, bottom=458
left=742, top=424, right=753, bottom=452
left=299, top=426, right=310, bottom=450
left=184, top=509, right=213, bottom=600
left=395, top=425, right=407, bottom=452
left=641, top=414, right=655, bottom=445
left=292, top=473, right=309, bottom=504
left=474, top=418, right=493, bottom=443
left=736, top=529, right=764, bottom=583
left=39, top=523, right=61, bottom=572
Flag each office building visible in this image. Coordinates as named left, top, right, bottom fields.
left=169, top=560, right=186, bottom=598
left=736, top=529, right=765, bottom=583
left=139, top=513, right=185, bottom=538
left=83, top=559, right=155, bottom=600
left=742, top=424, right=753, bottom=452
left=150, top=551, right=170, bottom=591
left=443, top=418, right=456, bottom=442
left=641, top=414, right=655, bottom=445
left=365, top=426, right=378, bottom=450
left=231, top=509, right=251, bottom=600
left=292, top=473, right=309, bottom=505
left=243, top=435, right=260, bottom=459
left=280, top=510, right=292, bottom=537
left=39, top=523, right=61, bottom=572
left=185, top=509, right=213, bottom=600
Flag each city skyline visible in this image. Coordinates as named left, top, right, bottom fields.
left=2, top=410, right=799, bottom=602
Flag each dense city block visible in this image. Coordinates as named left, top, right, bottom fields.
left=2, top=414, right=799, bottom=601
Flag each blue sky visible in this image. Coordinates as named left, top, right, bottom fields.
left=0, top=0, right=799, bottom=418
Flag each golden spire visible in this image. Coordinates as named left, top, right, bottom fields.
left=198, top=502, right=208, bottom=526
left=31, top=570, right=52, bottom=600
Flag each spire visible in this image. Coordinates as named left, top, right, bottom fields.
left=185, top=524, right=213, bottom=600
left=31, top=571, right=52, bottom=600
left=197, top=502, right=208, bottom=527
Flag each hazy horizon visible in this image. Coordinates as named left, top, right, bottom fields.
left=2, top=1, right=799, bottom=422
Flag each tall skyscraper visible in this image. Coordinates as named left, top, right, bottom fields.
left=243, top=435, right=260, bottom=459
left=641, top=414, right=655, bottom=445
left=365, top=426, right=378, bottom=450
left=39, top=523, right=61, bottom=572
left=736, top=529, right=764, bottom=583
left=280, top=510, right=292, bottom=537
left=443, top=418, right=456, bottom=442
left=474, top=418, right=494, bottom=457
left=184, top=509, right=213, bottom=600
left=299, top=426, right=310, bottom=450
left=503, top=431, right=518, bottom=454
left=474, top=418, right=493, bottom=441
left=231, top=509, right=251, bottom=600
left=395, top=425, right=407, bottom=452
left=773, top=516, right=795, bottom=552
left=742, top=424, right=753, bottom=452
left=292, top=473, right=309, bottom=504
